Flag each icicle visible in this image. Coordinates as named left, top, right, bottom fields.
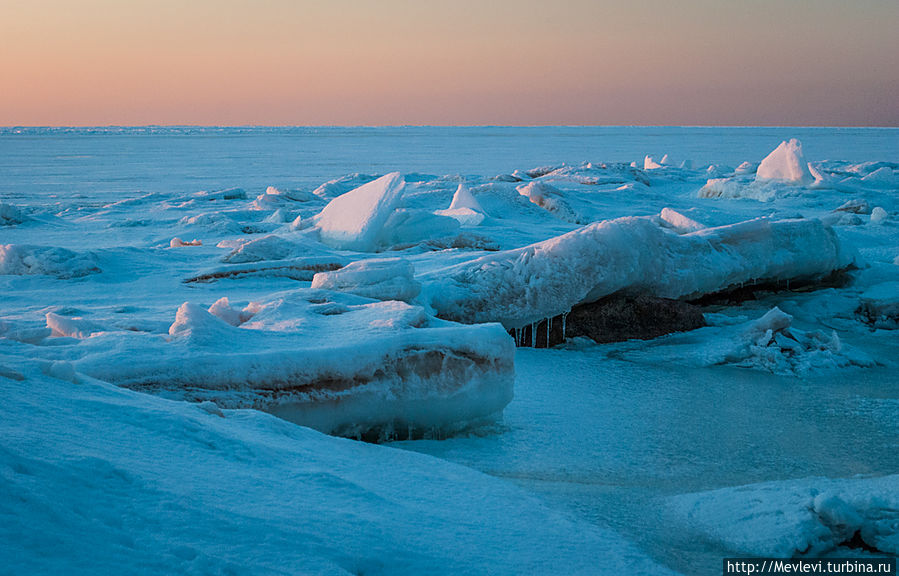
left=531, top=322, right=536, bottom=347
left=514, top=328, right=520, bottom=346
left=547, top=316, right=552, bottom=348
left=561, top=312, right=568, bottom=342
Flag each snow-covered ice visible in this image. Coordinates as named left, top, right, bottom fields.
left=2, top=126, right=897, bottom=575
left=311, top=258, right=422, bottom=302
left=422, top=216, right=854, bottom=328
left=671, top=475, right=899, bottom=557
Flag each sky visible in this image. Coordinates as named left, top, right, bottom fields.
left=1, top=0, right=897, bottom=126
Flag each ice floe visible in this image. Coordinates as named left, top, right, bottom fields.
left=422, top=216, right=855, bottom=328
left=67, top=292, right=514, bottom=440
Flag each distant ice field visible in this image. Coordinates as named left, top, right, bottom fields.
left=2, top=126, right=896, bottom=205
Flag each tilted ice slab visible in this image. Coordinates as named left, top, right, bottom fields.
left=756, top=138, right=814, bottom=184
left=421, top=216, right=856, bottom=328
left=314, top=172, right=405, bottom=251
left=71, top=291, right=514, bottom=440
left=434, top=183, right=487, bottom=226
left=670, top=475, right=899, bottom=557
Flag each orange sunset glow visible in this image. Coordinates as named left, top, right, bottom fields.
left=2, top=0, right=898, bottom=126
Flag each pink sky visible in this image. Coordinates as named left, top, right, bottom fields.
left=2, top=0, right=897, bottom=126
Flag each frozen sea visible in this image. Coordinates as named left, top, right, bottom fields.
left=2, top=126, right=898, bottom=575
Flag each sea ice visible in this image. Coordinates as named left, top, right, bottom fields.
left=870, top=206, right=889, bottom=224
left=756, top=139, right=814, bottom=184
left=422, top=216, right=854, bottom=328
left=659, top=207, right=705, bottom=234
left=671, top=474, right=899, bottom=556
left=434, top=183, right=487, bottom=226
left=0, top=364, right=672, bottom=575
left=379, top=209, right=461, bottom=247
left=315, top=172, right=405, bottom=251
left=68, top=292, right=514, bottom=439
left=0, top=203, right=27, bottom=226
left=0, top=244, right=100, bottom=278
left=311, top=258, right=421, bottom=302
left=516, top=180, right=584, bottom=223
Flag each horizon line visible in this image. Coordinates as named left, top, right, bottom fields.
left=2, top=124, right=898, bottom=130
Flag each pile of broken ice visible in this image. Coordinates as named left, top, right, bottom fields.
left=3, top=138, right=893, bottom=440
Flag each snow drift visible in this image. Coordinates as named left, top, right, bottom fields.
left=0, top=364, right=672, bottom=576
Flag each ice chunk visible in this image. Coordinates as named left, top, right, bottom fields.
left=435, top=207, right=486, bottom=227
left=0, top=203, right=27, bottom=226
left=312, top=173, right=378, bottom=199
left=516, top=180, right=584, bottom=223
left=422, top=216, right=855, bottom=328
left=315, top=172, right=405, bottom=251
left=73, top=292, right=515, bottom=439
left=251, top=186, right=315, bottom=209
left=834, top=198, right=871, bottom=215
left=378, top=209, right=461, bottom=248
left=184, top=256, right=346, bottom=283
left=698, top=177, right=787, bottom=202
left=46, top=313, right=102, bottom=339
left=870, top=206, right=888, bottom=224
left=734, top=161, right=758, bottom=175
left=435, top=183, right=487, bottom=226
left=0, top=245, right=100, bottom=278
left=644, top=155, right=664, bottom=170
left=724, top=307, right=861, bottom=374
left=756, top=139, right=813, bottom=184
left=207, top=297, right=256, bottom=327
left=698, top=178, right=747, bottom=199
left=857, top=281, right=899, bottom=329
left=659, top=207, right=705, bottom=234
left=311, top=258, right=421, bottom=302
left=861, top=166, right=898, bottom=187
left=168, top=301, right=232, bottom=339
left=221, top=234, right=325, bottom=263
left=448, top=182, right=484, bottom=212
left=746, top=306, right=793, bottom=340
left=170, top=237, right=202, bottom=248
left=670, top=475, right=899, bottom=557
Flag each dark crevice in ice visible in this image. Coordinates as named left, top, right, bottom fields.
left=509, top=293, right=705, bottom=347
left=688, top=267, right=855, bottom=306
left=509, top=268, right=856, bottom=348
left=838, top=530, right=884, bottom=554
